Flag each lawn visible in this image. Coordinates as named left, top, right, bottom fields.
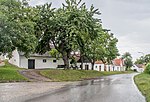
left=0, top=62, right=28, bottom=82
left=40, top=69, right=132, bottom=82
left=134, top=73, right=150, bottom=102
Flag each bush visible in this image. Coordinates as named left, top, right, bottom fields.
left=144, top=63, right=150, bottom=74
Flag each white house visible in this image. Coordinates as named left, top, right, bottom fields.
left=94, top=61, right=105, bottom=71
left=131, top=64, right=145, bottom=73
left=9, top=50, right=65, bottom=69
left=77, top=58, right=92, bottom=70
left=76, top=58, right=125, bottom=72
left=111, top=58, right=125, bottom=71
left=77, top=60, right=105, bottom=71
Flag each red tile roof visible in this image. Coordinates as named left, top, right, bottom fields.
left=113, top=59, right=123, bottom=66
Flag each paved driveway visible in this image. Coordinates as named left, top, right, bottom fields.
left=0, top=73, right=146, bottom=102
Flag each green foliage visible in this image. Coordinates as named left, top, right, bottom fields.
left=135, top=73, right=150, bottom=102
left=49, top=49, right=61, bottom=59
left=144, top=54, right=150, bottom=64
left=0, top=0, right=37, bottom=57
left=135, top=57, right=145, bottom=64
left=35, top=0, right=103, bottom=69
left=122, top=52, right=133, bottom=70
left=135, top=54, right=150, bottom=65
left=0, top=0, right=119, bottom=69
left=144, top=63, right=150, bottom=74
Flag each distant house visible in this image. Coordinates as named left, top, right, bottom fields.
left=112, top=58, right=125, bottom=71
left=131, top=64, right=145, bottom=73
left=77, top=58, right=92, bottom=70
left=77, top=60, right=105, bottom=71
left=94, top=61, right=105, bottom=71
left=77, top=58, right=125, bottom=72
left=9, top=50, right=65, bottom=69
left=104, top=58, right=125, bottom=72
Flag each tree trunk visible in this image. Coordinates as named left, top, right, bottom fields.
left=62, top=53, right=70, bottom=70
left=125, top=66, right=128, bottom=71
left=91, top=62, right=95, bottom=70
left=81, top=56, right=83, bottom=70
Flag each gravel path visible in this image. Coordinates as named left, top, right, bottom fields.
left=19, top=70, right=51, bottom=82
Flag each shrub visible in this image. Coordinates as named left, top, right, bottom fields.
left=144, top=63, right=150, bottom=74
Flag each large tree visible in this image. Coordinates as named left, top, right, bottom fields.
left=84, top=32, right=119, bottom=70
left=0, top=0, right=37, bottom=57
left=35, top=0, right=101, bottom=69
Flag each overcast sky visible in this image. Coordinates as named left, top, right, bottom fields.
left=29, top=0, right=150, bottom=61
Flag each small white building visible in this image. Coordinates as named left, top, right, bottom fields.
left=94, top=61, right=105, bottom=71
left=76, top=58, right=125, bottom=72
left=131, top=64, right=144, bottom=73
left=112, top=58, right=125, bottom=71
left=77, top=60, right=105, bottom=71
left=9, top=50, right=65, bottom=69
left=77, top=58, right=92, bottom=70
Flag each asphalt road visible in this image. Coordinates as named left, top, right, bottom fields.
left=25, top=73, right=146, bottom=102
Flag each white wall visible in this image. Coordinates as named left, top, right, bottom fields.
left=9, top=50, right=20, bottom=67
left=114, top=66, right=121, bottom=71
left=20, top=56, right=64, bottom=69
left=94, top=64, right=105, bottom=71
left=83, top=63, right=92, bottom=70
left=77, top=63, right=92, bottom=70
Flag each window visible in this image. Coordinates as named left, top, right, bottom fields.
left=43, top=59, right=47, bottom=63
left=53, top=60, right=57, bottom=63
left=95, top=66, right=97, bottom=68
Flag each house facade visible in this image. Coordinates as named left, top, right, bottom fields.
left=94, top=61, right=105, bottom=71
left=112, top=58, right=125, bottom=71
left=9, top=50, right=65, bottom=69
left=77, top=58, right=125, bottom=72
left=9, top=50, right=125, bottom=71
left=77, top=60, right=105, bottom=71
left=131, top=64, right=145, bottom=73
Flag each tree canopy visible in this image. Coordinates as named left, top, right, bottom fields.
left=135, top=54, right=150, bottom=65
left=122, top=52, right=133, bottom=70
left=0, top=0, right=119, bottom=69
left=0, top=0, right=37, bottom=57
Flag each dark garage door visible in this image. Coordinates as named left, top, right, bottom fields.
left=28, top=59, right=35, bottom=69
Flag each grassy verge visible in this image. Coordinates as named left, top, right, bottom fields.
left=0, top=62, right=28, bottom=82
left=134, top=73, right=150, bottom=102
left=40, top=69, right=133, bottom=82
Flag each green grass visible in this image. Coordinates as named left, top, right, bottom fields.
left=135, top=73, right=150, bottom=102
left=40, top=69, right=132, bottom=82
left=0, top=62, right=28, bottom=82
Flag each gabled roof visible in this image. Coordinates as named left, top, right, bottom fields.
left=113, top=58, right=123, bottom=66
